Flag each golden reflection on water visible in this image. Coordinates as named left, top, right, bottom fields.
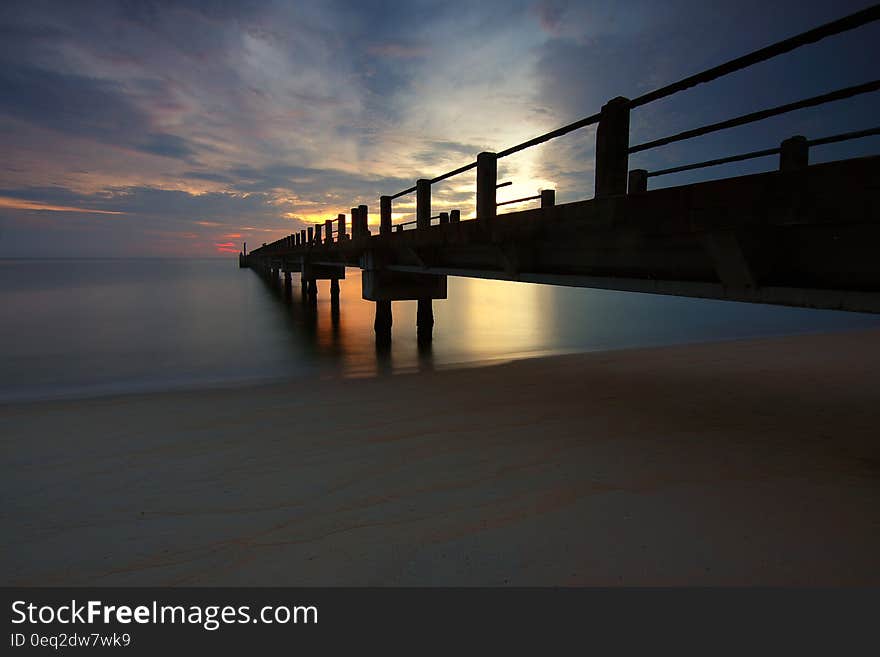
left=268, top=269, right=565, bottom=379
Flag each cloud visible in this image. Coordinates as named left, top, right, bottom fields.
left=1, top=0, right=878, bottom=256
left=0, top=65, right=198, bottom=160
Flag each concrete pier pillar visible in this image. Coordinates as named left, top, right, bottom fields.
left=284, top=270, right=292, bottom=297
left=780, top=135, right=808, bottom=172
left=307, top=279, right=318, bottom=303
left=380, top=195, right=392, bottom=236
left=595, top=96, right=631, bottom=198
left=628, top=169, right=648, bottom=194
left=301, top=277, right=308, bottom=300
left=330, top=277, right=340, bottom=302
left=374, top=300, right=392, bottom=348
left=476, top=152, right=497, bottom=223
left=417, top=298, right=434, bottom=343
left=416, top=179, right=431, bottom=230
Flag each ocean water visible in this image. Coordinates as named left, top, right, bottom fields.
left=2, top=257, right=878, bottom=402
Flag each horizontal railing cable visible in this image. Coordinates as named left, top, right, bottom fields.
left=807, top=125, right=880, bottom=147
left=647, top=125, right=880, bottom=177
left=648, top=147, right=780, bottom=177
left=497, top=194, right=542, bottom=207
left=630, top=80, right=880, bottom=154
left=630, top=4, right=880, bottom=108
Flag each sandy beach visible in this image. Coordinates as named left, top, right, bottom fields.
left=2, top=330, right=879, bottom=586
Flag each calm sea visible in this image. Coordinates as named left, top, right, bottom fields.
left=2, top=258, right=878, bottom=402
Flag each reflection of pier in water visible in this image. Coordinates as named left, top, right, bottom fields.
left=242, top=8, right=880, bottom=348
left=256, top=267, right=436, bottom=376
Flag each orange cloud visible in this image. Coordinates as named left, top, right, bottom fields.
left=0, top=196, right=124, bottom=215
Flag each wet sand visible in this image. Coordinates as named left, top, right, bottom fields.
left=2, top=330, right=879, bottom=586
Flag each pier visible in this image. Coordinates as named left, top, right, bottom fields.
left=241, top=6, right=880, bottom=346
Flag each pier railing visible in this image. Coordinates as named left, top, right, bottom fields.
left=252, top=4, right=879, bottom=255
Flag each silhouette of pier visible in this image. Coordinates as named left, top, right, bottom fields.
left=242, top=7, right=880, bottom=346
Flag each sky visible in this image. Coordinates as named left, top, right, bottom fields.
left=0, top=0, right=877, bottom=257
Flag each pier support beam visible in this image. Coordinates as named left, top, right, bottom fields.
left=307, top=279, right=318, bottom=303
left=595, top=96, right=630, bottom=198
left=417, top=299, right=434, bottom=344
left=374, top=300, right=392, bottom=348
left=283, top=270, right=292, bottom=297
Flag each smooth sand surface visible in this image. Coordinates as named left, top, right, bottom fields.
left=2, top=330, right=879, bottom=586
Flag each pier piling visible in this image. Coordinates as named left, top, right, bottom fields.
left=374, top=300, right=392, bottom=348
left=417, top=299, right=434, bottom=343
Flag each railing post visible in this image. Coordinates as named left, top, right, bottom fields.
left=416, top=179, right=431, bottom=230
left=307, top=226, right=313, bottom=244
left=540, top=189, right=555, bottom=208
left=476, top=152, right=497, bottom=223
left=595, top=96, right=630, bottom=198
left=337, top=213, right=346, bottom=240
left=628, top=169, right=648, bottom=194
left=439, top=211, right=449, bottom=225
left=315, top=224, right=323, bottom=246
left=380, top=195, right=392, bottom=235
left=350, top=207, right=359, bottom=238
left=450, top=209, right=461, bottom=223
left=779, top=135, right=808, bottom=172
left=300, top=229, right=306, bottom=245
left=359, top=204, right=369, bottom=236
left=325, top=219, right=333, bottom=244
